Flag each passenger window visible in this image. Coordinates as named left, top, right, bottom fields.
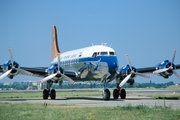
left=100, top=52, right=108, bottom=56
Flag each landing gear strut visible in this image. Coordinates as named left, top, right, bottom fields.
left=43, top=81, right=56, bottom=100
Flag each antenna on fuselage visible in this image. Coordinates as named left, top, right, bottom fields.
left=101, top=43, right=107, bottom=46
left=109, top=43, right=112, bottom=47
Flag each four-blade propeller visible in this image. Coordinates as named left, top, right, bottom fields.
left=153, top=49, right=180, bottom=79
left=40, top=54, right=76, bottom=85
left=0, top=48, right=33, bottom=80
left=119, top=54, right=151, bottom=87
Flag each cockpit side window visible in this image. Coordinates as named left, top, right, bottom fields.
left=92, top=52, right=98, bottom=57
left=109, top=52, right=115, bottom=55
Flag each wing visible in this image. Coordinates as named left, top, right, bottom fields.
left=176, top=64, right=180, bottom=69
left=64, top=70, right=79, bottom=78
left=137, top=64, right=180, bottom=73
left=137, top=66, right=156, bottom=73
left=21, top=66, right=79, bottom=81
left=20, top=67, right=48, bottom=77
left=3, top=64, right=179, bottom=79
left=0, top=65, right=3, bottom=73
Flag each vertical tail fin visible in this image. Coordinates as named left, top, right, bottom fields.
left=52, top=25, right=61, bottom=60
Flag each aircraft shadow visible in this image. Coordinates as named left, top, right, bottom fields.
left=0, top=96, right=155, bottom=102
left=0, top=98, right=41, bottom=101
left=57, top=97, right=125, bottom=101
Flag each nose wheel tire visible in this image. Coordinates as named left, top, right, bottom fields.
left=103, top=89, right=110, bottom=101
left=43, top=89, right=49, bottom=99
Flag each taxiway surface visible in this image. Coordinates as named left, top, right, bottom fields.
left=0, top=89, right=180, bottom=108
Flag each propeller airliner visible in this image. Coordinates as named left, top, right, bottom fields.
left=0, top=25, right=180, bottom=100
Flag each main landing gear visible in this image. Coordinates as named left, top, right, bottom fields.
left=43, top=81, right=56, bottom=100
left=113, top=83, right=126, bottom=99
left=113, top=88, right=126, bottom=99
left=102, top=88, right=126, bottom=101
left=102, top=83, right=126, bottom=101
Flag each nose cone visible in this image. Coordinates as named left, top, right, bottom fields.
left=108, top=56, right=118, bottom=73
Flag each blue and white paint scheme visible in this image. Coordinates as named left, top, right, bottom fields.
left=51, top=44, right=118, bottom=81
left=0, top=25, right=180, bottom=101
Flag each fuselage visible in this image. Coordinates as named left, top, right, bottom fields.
left=51, top=44, right=118, bottom=81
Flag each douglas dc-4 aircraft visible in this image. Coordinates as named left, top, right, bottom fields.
left=0, top=25, right=180, bottom=100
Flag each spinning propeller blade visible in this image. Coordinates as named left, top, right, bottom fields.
left=153, top=68, right=169, bottom=74
left=119, top=54, right=151, bottom=87
left=41, top=73, right=57, bottom=83
left=0, top=69, right=12, bottom=80
left=119, top=74, right=131, bottom=87
left=173, top=71, right=180, bottom=80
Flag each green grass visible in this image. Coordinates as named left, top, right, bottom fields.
left=0, top=91, right=103, bottom=99
left=0, top=92, right=41, bottom=99
left=148, top=94, right=180, bottom=100
left=0, top=103, right=180, bottom=120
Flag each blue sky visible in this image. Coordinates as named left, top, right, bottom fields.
left=0, top=0, right=180, bottom=83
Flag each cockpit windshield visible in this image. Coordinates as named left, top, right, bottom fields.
left=100, top=52, right=108, bottom=56
left=92, top=51, right=115, bottom=57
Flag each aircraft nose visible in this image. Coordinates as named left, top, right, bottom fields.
left=109, top=56, right=118, bottom=73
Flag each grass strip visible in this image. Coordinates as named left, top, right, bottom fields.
left=0, top=103, right=180, bottom=120
left=0, top=92, right=103, bottom=99
left=148, top=94, right=180, bottom=100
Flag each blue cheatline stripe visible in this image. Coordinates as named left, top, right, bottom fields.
left=60, top=56, right=118, bottom=74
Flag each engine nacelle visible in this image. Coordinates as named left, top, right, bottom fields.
left=156, top=60, right=175, bottom=78
left=117, top=64, right=136, bottom=85
left=47, top=63, right=64, bottom=80
left=2, top=60, right=20, bottom=79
